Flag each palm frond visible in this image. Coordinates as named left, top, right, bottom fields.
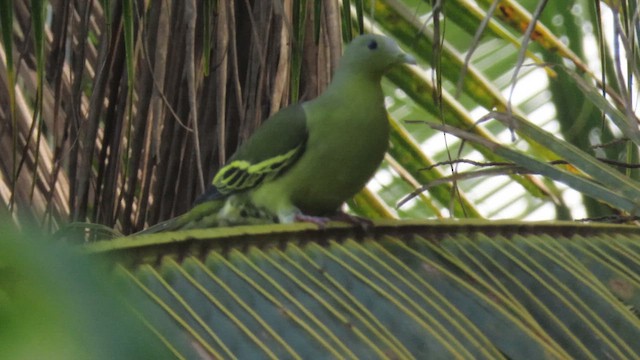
left=87, top=221, right=640, bottom=358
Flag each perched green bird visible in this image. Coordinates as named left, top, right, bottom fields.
left=141, top=34, right=415, bottom=233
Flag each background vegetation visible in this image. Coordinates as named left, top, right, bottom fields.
left=2, top=2, right=640, bottom=357
left=1, top=0, right=639, bottom=235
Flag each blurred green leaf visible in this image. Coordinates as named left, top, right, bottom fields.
left=0, top=223, right=168, bottom=359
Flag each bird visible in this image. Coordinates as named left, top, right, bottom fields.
left=140, top=34, right=415, bottom=233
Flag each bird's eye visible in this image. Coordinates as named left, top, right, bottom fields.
left=367, top=40, right=378, bottom=50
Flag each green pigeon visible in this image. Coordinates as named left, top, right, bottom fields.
left=140, top=34, right=415, bottom=233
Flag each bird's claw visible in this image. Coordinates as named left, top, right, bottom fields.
left=294, top=213, right=331, bottom=228
left=293, top=211, right=372, bottom=230
left=330, top=211, right=373, bottom=230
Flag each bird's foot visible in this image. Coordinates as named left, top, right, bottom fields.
left=293, top=213, right=331, bottom=228
left=294, top=211, right=373, bottom=231
left=292, top=212, right=372, bottom=230
left=330, top=211, right=373, bottom=230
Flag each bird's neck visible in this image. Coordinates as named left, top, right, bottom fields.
left=331, top=66, right=381, bottom=87
left=320, top=70, right=384, bottom=104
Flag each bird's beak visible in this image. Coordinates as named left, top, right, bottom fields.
left=401, top=53, right=417, bottom=65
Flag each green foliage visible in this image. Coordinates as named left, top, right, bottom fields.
left=0, top=223, right=166, bottom=359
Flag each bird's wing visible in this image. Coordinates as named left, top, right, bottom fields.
left=199, top=104, right=308, bottom=202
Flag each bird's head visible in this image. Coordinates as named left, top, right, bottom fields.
left=339, top=34, right=416, bottom=75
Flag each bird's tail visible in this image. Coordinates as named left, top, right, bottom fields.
left=134, top=200, right=226, bottom=235
left=133, top=196, right=279, bottom=235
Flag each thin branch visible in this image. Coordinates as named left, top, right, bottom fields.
left=455, top=0, right=500, bottom=97
left=506, top=0, right=548, bottom=139
left=185, top=0, right=204, bottom=190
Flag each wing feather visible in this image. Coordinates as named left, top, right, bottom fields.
left=196, top=104, right=308, bottom=203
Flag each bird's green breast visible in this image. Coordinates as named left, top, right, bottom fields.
left=250, top=77, right=389, bottom=216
